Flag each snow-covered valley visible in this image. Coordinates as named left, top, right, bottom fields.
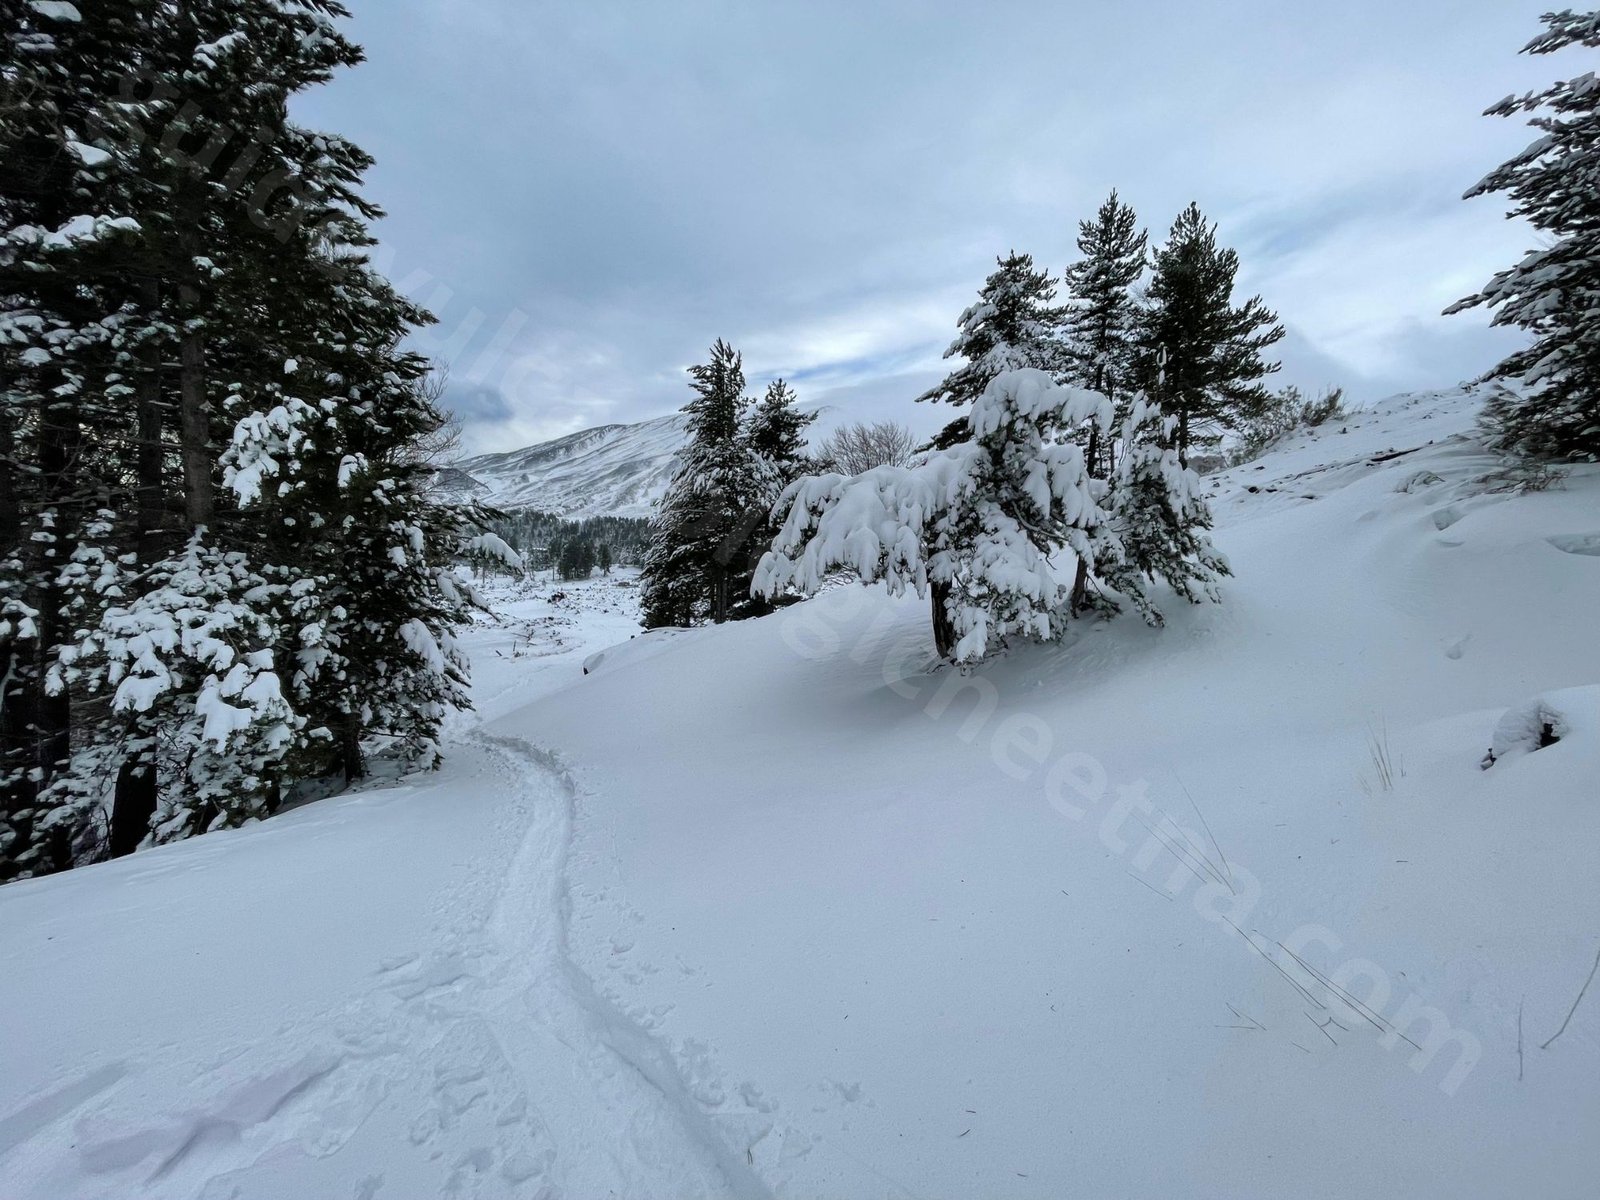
left=3, top=387, right=1598, bottom=1199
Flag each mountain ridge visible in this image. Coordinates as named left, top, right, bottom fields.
left=442, top=412, right=690, bottom=518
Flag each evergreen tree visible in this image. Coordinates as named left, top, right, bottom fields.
left=1, top=0, right=503, bottom=877
left=1061, top=190, right=1148, bottom=475
left=759, top=369, right=1113, bottom=662
left=748, top=378, right=815, bottom=476
left=918, top=252, right=1066, bottom=449
left=1100, top=393, right=1230, bottom=626
left=558, top=540, right=582, bottom=580
left=641, top=340, right=768, bottom=627
left=741, top=377, right=816, bottom=616
left=1138, top=204, right=1285, bottom=466
left=597, top=543, right=613, bottom=574
left=1, top=0, right=160, bottom=875
left=1447, top=10, right=1600, bottom=460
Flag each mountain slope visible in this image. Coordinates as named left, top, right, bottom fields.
left=505, top=385, right=1600, bottom=1197
left=447, top=413, right=689, bottom=518
left=3, top=388, right=1599, bottom=1198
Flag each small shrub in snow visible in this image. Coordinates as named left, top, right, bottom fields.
left=1483, top=694, right=1573, bottom=768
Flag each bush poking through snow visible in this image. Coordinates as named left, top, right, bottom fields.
left=1483, top=694, right=1573, bottom=768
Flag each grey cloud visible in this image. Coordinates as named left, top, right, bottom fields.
left=293, top=0, right=1555, bottom=453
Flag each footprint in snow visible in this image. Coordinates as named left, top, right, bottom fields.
left=1547, top=531, right=1600, bottom=557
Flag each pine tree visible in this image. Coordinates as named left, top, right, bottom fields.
left=748, top=378, right=814, bottom=479
left=918, top=252, right=1067, bottom=449
left=1447, top=10, right=1600, bottom=460
left=1, top=0, right=500, bottom=876
left=641, top=340, right=769, bottom=627
left=597, top=543, right=612, bottom=574
left=1139, top=204, right=1285, bottom=466
left=759, top=369, right=1113, bottom=662
left=1059, top=192, right=1149, bottom=613
left=741, top=377, right=816, bottom=616
left=559, top=540, right=581, bottom=580
left=0, top=0, right=157, bottom=876
left=1100, top=393, right=1230, bottom=625
left=1061, top=190, right=1148, bottom=475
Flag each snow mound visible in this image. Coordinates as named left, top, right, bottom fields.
left=1487, top=685, right=1598, bottom=767
left=581, top=627, right=696, bottom=677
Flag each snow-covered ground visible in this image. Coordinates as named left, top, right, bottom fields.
left=4, top=388, right=1600, bottom=1198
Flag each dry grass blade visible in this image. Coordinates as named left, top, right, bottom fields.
left=1275, top=940, right=1422, bottom=1051
left=1176, top=774, right=1234, bottom=890
left=1363, top=719, right=1404, bottom=794
left=1133, top=811, right=1233, bottom=895
left=1541, top=942, right=1600, bottom=1051
left=1221, top=918, right=1325, bottom=1008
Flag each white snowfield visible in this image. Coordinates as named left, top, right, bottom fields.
left=3, top=387, right=1600, bottom=1198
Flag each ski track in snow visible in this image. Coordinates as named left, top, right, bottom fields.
left=0, top=601, right=771, bottom=1197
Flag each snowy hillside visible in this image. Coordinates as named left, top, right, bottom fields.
left=444, top=413, right=689, bottom=518
left=4, top=388, right=1600, bottom=1199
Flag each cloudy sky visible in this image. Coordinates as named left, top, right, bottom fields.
left=295, top=0, right=1555, bottom=454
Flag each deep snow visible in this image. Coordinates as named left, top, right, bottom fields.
left=3, top=388, right=1599, bottom=1199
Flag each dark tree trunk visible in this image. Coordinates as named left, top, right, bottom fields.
left=110, top=750, right=157, bottom=858
left=0, top=404, right=36, bottom=862
left=32, top=384, right=79, bottom=873
left=178, top=280, right=213, bottom=529
left=110, top=279, right=165, bottom=858
left=340, top=715, right=365, bottom=783
left=931, top=580, right=956, bottom=661
left=1070, top=422, right=1103, bottom=616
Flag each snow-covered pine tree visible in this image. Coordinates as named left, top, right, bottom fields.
left=1139, top=204, right=1284, bottom=466
left=1447, top=10, right=1600, bottom=461
left=1061, top=190, right=1148, bottom=476
left=642, top=340, right=770, bottom=627
left=741, top=377, right=817, bottom=616
left=1100, top=392, right=1229, bottom=626
left=3, top=0, right=503, bottom=874
left=0, top=0, right=157, bottom=877
left=1059, top=192, right=1149, bottom=612
left=757, top=368, right=1113, bottom=663
left=216, top=172, right=497, bottom=787
left=748, top=378, right=815, bottom=480
left=918, top=252, right=1067, bottom=450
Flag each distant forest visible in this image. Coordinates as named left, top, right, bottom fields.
left=488, top=510, right=652, bottom=577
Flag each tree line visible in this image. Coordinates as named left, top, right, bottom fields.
left=0, top=1, right=506, bottom=880
left=486, top=510, right=651, bottom=578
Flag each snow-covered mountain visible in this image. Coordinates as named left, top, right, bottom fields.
left=445, top=413, right=689, bottom=518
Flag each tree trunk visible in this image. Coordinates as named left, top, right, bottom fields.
left=340, top=714, right=365, bottom=783
left=110, top=279, right=165, bottom=857
left=110, top=747, right=156, bottom=858
left=178, top=281, right=213, bottom=529
left=0, top=403, right=35, bottom=864
left=33, top=384, right=78, bottom=872
left=931, top=580, right=956, bottom=661
left=710, top=568, right=728, bottom=624
left=1070, top=424, right=1101, bottom=615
